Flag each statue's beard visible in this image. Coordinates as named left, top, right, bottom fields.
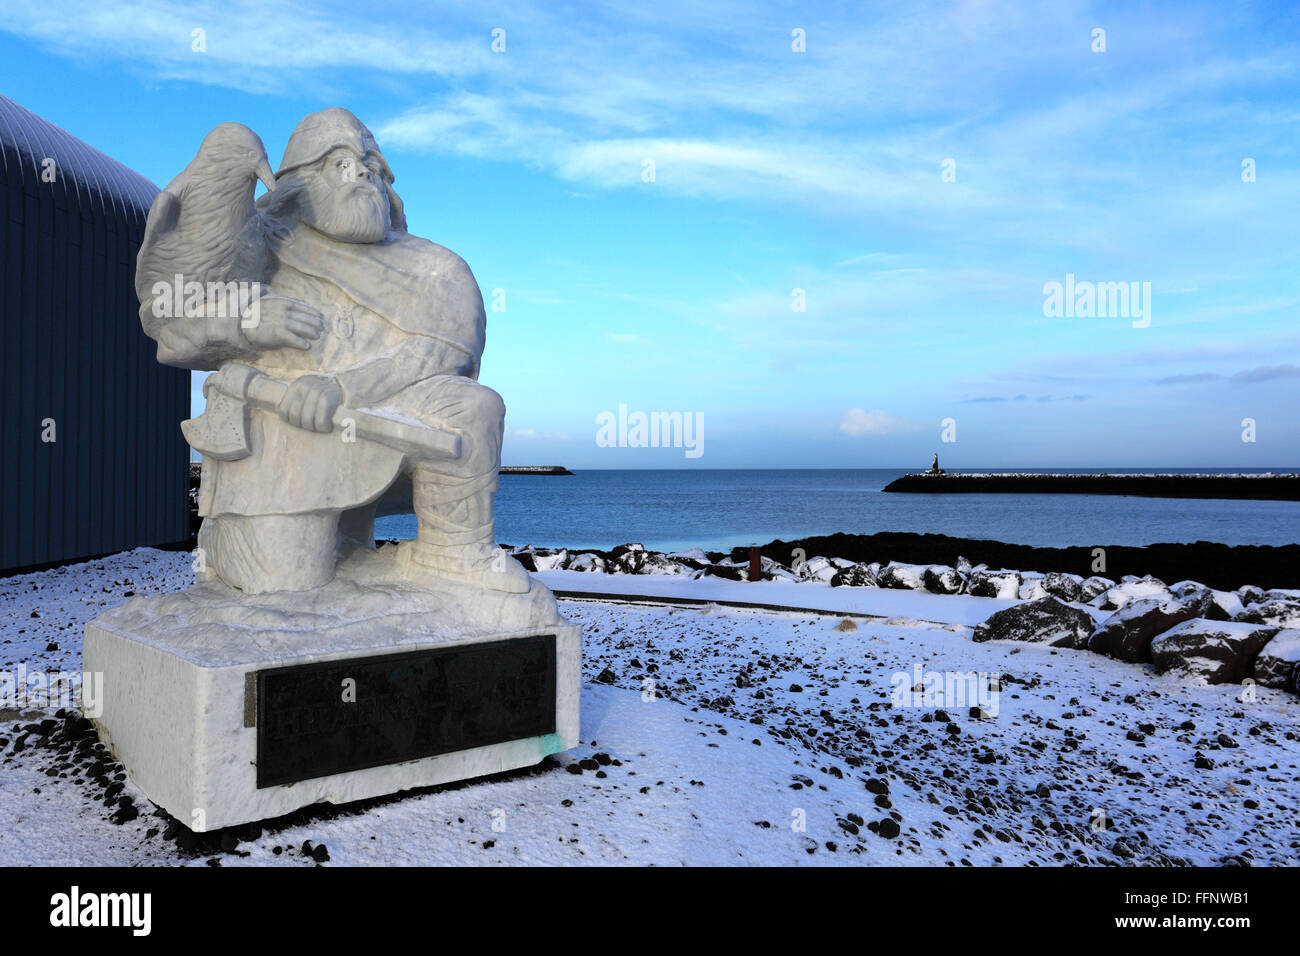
left=305, top=180, right=391, bottom=243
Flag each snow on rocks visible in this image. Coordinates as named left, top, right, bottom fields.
left=1254, top=630, right=1300, bottom=690
left=797, top=556, right=839, bottom=583
left=877, top=562, right=929, bottom=591
left=1095, top=576, right=1173, bottom=611
left=831, top=562, right=879, bottom=588
left=514, top=542, right=1296, bottom=698
left=967, top=570, right=1022, bottom=600
left=1234, top=600, right=1300, bottom=628
left=1086, top=594, right=1209, bottom=664
left=1038, top=572, right=1083, bottom=603
left=922, top=565, right=966, bottom=595
left=1150, top=621, right=1279, bottom=685
left=568, top=553, right=607, bottom=573
left=1079, top=576, right=1114, bottom=602
left=971, top=596, right=1096, bottom=649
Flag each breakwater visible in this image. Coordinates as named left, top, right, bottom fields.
left=882, top=473, right=1300, bottom=501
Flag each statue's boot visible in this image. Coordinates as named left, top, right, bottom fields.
left=405, top=468, right=530, bottom=593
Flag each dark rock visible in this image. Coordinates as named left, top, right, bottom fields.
left=972, top=596, right=1095, bottom=649
left=1236, top=584, right=1267, bottom=606
left=1087, top=594, right=1210, bottom=663
left=830, top=563, right=878, bottom=588
left=1253, top=629, right=1300, bottom=690
left=595, top=667, right=618, bottom=684
left=702, top=563, right=747, bottom=582
left=877, top=818, right=900, bottom=839
left=923, top=566, right=965, bottom=595
left=1080, top=576, right=1116, bottom=602
left=967, top=571, right=1021, bottom=599
left=1233, top=600, right=1300, bottom=629
left=1151, top=621, right=1278, bottom=684
left=878, top=563, right=927, bottom=590
left=1039, top=572, right=1082, bottom=603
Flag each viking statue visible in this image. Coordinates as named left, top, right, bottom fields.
left=138, top=108, right=529, bottom=595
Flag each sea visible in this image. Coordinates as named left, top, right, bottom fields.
left=372, top=467, right=1300, bottom=554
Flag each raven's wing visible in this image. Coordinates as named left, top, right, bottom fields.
left=136, top=189, right=180, bottom=302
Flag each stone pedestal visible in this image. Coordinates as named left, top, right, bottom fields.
left=83, top=543, right=579, bottom=832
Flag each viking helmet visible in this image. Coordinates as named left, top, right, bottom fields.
left=275, top=107, right=394, bottom=183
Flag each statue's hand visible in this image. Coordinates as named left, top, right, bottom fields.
left=278, top=374, right=343, bottom=433
left=242, top=296, right=325, bottom=352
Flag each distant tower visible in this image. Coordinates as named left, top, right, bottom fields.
left=927, top=452, right=944, bottom=475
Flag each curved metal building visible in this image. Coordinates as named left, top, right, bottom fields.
left=1, top=95, right=190, bottom=573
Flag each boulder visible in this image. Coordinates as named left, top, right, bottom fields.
left=1253, top=629, right=1300, bottom=690
left=878, top=562, right=928, bottom=590
left=608, top=542, right=646, bottom=572
left=1079, top=576, right=1115, bottom=602
left=1017, top=574, right=1045, bottom=600
left=972, top=596, right=1096, bottom=649
left=666, top=548, right=710, bottom=571
left=1236, top=584, right=1267, bottom=606
left=1233, top=600, right=1300, bottom=629
left=797, top=555, right=838, bottom=582
left=968, top=570, right=1022, bottom=600
left=1207, top=590, right=1244, bottom=620
left=1039, top=572, right=1083, bottom=603
left=1150, top=620, right=1278, bottom=685
left=1088, top=593, right=1210, bottom=663
left=702, top=563, right=747, bottom=582
left=568, top=552, right=606, bottom=573
left=638, top=552, right=688, bottom=575
left=831, top=562, right=878, bottom=588
left=611, top=548, right=646, bottom=573
left=1097, top=577, right=1171, bottom=611
left=922, top=565, right=965, bottom=595
left=531, top=548, right=569, bottom=571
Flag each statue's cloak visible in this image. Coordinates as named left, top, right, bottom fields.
left=198, top=224, right=487, bottom=519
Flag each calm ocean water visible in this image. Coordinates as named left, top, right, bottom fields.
left=373, top=468, right=1300, bottom=553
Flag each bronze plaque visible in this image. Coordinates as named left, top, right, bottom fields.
left=256, top=635, right=557, bottom=788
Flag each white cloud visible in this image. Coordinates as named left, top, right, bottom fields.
left=839, top=408, right=911, bottom=437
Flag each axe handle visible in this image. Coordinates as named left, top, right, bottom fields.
left=242, top=376, right=462, bottom=460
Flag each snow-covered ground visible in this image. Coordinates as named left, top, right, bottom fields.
left=1, top=548, right=1296, bottom=866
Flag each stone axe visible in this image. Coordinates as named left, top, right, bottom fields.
left=181, top=363, right=462, bottom=462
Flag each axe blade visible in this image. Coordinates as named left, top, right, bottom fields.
left=181, top=389, right=252, bottom=461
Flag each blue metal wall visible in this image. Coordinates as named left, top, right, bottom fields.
left=0, top=95, right=189, bottom=573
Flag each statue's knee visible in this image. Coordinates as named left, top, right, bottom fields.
left=460, top=382, right=505, bottom=425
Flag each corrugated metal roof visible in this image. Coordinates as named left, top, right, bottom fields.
left=0, top=93, right=159, bottom=217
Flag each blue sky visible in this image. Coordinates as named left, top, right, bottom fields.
left=3, top=0, right=1299, bottom=468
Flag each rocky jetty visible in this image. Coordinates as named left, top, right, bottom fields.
left=882, top=472, right=1300, bottom=500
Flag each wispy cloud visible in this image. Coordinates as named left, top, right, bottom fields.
left=1154, top=372, right=1219, bottom=385
left=839, top=408, right=914, bottom=437
left=1229, top=364, right=1300, bottom=384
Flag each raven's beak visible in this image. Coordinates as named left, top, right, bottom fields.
left=256, top=158, right=276, bottom=192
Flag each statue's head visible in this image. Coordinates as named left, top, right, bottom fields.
left=262, top=107, right=407, bottom=242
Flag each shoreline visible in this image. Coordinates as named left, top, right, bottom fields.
left=742, top=532, right=1300, bottom=592
left=499, top=532, right=1298, bottom=591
